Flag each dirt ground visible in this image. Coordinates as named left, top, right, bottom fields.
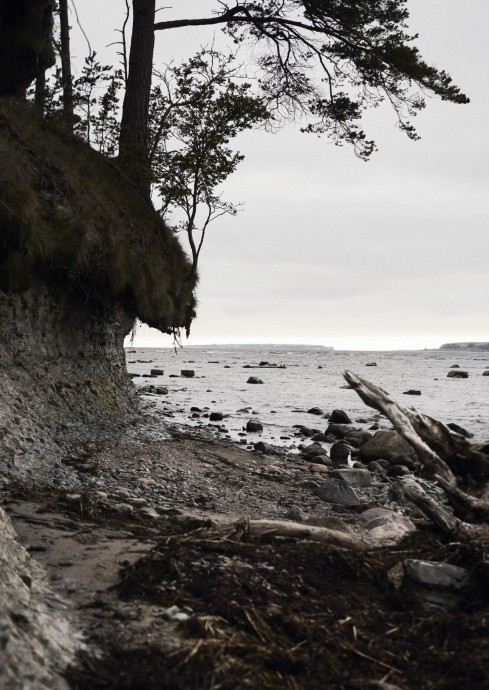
left=4, top=428, right=489, bottom=690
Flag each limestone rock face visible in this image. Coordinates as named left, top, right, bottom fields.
left=0, top=281, right=136, bottom=485
left=0, top=506, right=78, bottom=690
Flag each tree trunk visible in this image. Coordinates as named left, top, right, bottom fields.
left=58, top=0, right=74, bottom=128
left=119, top=0, right=155, bottom=197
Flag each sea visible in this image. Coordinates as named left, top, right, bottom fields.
left=125, top=346, right=489, bottom=448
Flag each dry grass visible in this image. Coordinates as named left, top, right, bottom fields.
left=0, top=100, right=196, bottom=334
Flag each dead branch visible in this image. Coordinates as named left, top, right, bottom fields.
left=344, top=370, right=489, bottom=530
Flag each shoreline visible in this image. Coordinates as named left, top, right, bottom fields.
left=2, top=393, right=488, bottom=689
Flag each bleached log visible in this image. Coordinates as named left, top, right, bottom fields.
left=344, top=370, right=489, bottom=528
left=217, top=518, right=371, bottom=552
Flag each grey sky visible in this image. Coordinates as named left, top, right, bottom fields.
left=73, top=1, right=489, bottom=350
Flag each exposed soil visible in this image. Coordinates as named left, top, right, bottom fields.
left=4, top=427, right=489, bottom=690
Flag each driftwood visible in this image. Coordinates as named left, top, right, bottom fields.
left=344, top=370, right=489, bottom=550
left=223, top=518, right=370, bottom=552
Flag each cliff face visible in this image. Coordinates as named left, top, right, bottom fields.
left=0, top=280, right=137, bottom=485
left=0, top=101, right=198, bottom=484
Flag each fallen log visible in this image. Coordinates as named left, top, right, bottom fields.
left=344, top=370, right=489, bottom=550
left=222, top=518, right=370, bottom=552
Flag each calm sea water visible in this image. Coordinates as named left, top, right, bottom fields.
left=125, top=346, right=489, bottom=447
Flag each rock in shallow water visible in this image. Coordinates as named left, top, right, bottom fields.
left=329, top=409, right=352, bottom=424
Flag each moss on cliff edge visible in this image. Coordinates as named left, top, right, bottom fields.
left=0, top=101, right=197, bottom=335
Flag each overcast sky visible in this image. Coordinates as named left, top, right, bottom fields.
left=72, top=1, right=489, bottom=350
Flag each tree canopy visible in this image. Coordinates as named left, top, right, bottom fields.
left=151, top=0, right=469, bottom=159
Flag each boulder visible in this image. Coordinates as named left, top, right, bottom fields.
left=247, top=376, right=264, bottom=384
left=307, top=407, right=324, bottom=415
left=365, top=362, right=377, bottom=367
left=155, top=386, right=168, bottom=395
left=299, top=426, right=320, bottom=437
left=483, top=370, right=489, bottom=376
left=329, top=442, right=350, bottom=465
left=209, top=411, right=224, bottom=421
left=447, top=370, right=468, bottom=378
left=301, top=442, right=328, bottom=459
left=315, top=479, right=361, bottom=507
left=246, top=419, right=263, bottom=432
left=359, top=507, right=415, bottom=541
left=254, top=441, right=276, bottom=453
left=388, top=454, right=418, bottom=470
left=150, top=368, right=163, bottom=375
left=329, top=409, right=352, bottom=424
left=325, top=423, right=352, bottom=439
left=181, top=369, right=195, bottom=378
left=401, top=559, right=471, bottom=612
left=330, top=468, right=372, bottom=487
left=386, top=464, right=411, bottom=478
left=403, top=389, right=421, bottom=395
left=359, top=430, right=416, bottom=462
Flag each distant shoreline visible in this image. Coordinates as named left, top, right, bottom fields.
left=440, top=342, right=489, bottom=351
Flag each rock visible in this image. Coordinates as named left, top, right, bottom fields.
left=359, top=430, right=416, bottom=462
left=0, top=507, right=78, bottom=690
left=329, top=409, right=352, bottom=424
left=139, top=506, right=159, bottom=519
left=311, top=432, right=329, bottom=442
left=247, top=376, right=264, bottom=384
left=483, top=370, right=489, bottom=376
left=329, top=442, right=350, bottom=465
left=307, top=407, right=324, bottom=415
left=254, top=441, right=276, bottom=453
left=310, top=454, right=332, bottom=466
left=402, top=559, right=471, bottom=612
left=359, top=508, right=415, bottom=541
left=247, top=419, right=263, bottom=432
left=299, top=426, right=317, bottom=437
left=301, top=442, right=328, bottom=459
left=404, top=559, right=470, bottom=590
left=365, top=362, right=377, bottom=367
left=150, top=368, right=163, bottom=375
left=447, top=370, right=469, bottom=378
left=308, top=463, right=329, bottom=473
left=345, top=430, right=372, bottom=448
left=325, top=423, right=352, bottom=439
left=114, top=502, right=134, bottom=513
left=450, top=364, right=460, bottom=368
left=209, top=412, right=224, bottom=421
left=181, top=369, right=195, bottom=377
left=330, top=468, right=372, bottom=487
left=368, top=460, right=387, bottom=475
left=155, top=386, right=168, bottom=395
left=447, top=422, right=474, bottom=439
left=285, top=507, right=306, bottom=522
left=190, top=406, right=202, bottom=412
left=315, top=479, right=361, bottom=507
left=388, top=454, right=418, bottom=470
left=386, top=465, right=412, bottom=477
left=403, top=389, right=421, bottom=395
